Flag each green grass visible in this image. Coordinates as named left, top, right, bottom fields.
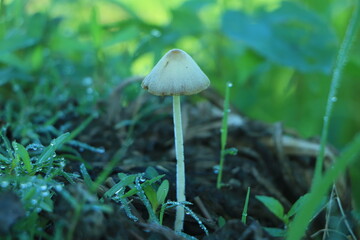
left=256, top=1, right=360, bottom=239
left=217, top=81, right=234, bottom=189
left=1, top=0, right=360, bottom=239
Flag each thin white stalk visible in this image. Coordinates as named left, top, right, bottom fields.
left=173, top=95, right=185, bottom=232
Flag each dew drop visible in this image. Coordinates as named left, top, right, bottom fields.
left=213, top=165, right=220, bottom=174
left=82, top=77, right=93, bottom=86
left=27, top=143, right=38, bottom=151
left=331, top=96, right=337, bottom=102
left=115, top=187, right=124, bottom=195
left=42, top=191, right=49, bottom=197
left=13, top=84, right=20, bottom=92
left=150, top=29, right=161, bottom=37
left=1, top=181, right=9, bottom=188
left=86, top=87, right=94, bottom=94
left=227, top=82, right=233, bottom=87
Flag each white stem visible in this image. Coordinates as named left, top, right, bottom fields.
left=173, top=95, right=185, bottom=232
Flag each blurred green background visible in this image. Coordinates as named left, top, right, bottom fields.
left=0, top=0, right=359, bottom=148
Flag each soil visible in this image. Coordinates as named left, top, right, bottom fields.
left=52, top=80, right=349, bottom=240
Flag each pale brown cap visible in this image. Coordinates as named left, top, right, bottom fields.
left=141, top=49, right=210, bottom=96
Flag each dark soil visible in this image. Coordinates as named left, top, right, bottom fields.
left=54, top=81, right=349, bottom=240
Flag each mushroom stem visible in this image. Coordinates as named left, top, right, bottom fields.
left=173, top=95, right=185, bottom=232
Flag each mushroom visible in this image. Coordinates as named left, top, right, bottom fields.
left=141, top=49, right=210, bottom=232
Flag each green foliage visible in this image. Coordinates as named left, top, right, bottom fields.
left=313, top=0, right=360, bottom=183
left=0, top=0, right=359, bottom=238
left=103, top=167, right=169, bottom=223
left=287, top=2, right=360, bottom=239
left=0, top=130, right=72, bottom=238
left=256, top=195, right=286, bottom=224
left=1, top=0, right=358, bottom=147
left=222, top=2, right=337, bottom=73
left=256, top=193, right=326, bottom=237
left=287, top=133, right=360, bottom=240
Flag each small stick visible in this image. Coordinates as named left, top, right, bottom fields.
left=194, top=196, right=213, bottom=222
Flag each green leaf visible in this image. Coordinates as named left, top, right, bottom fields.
left=145, top=166, right=159, bottom=179
left=156, top=180, right=169, bottom=206
left=222, top=2, right=337, bottom=73
left=80, top=164, right=94, bottom=189
left=0, top=34, right=37, bottom=55
left=104, top=174, right=137, bottom=198
left=143, top=185, right=158, bottom=211
left=121, top=174, right=165, bottom=198
left=0, top=153, right=10, bottom=163
left=13, top=141, right=32, bottom=173
left=218, top=216, right=226, bottom=228
left=37, top=133, right=70, bottom=164
left=287, top=194, right=310, bottom=218
left=40, top=197, right=54, bottom=212
left=256, top=195, right=285, bottom=222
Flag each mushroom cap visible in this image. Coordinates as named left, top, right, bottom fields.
left=141, top=49, right=210, bottom=96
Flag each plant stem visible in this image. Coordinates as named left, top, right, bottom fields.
left=242, top=187, right=251, bottom=224
left=313, top=0, right=360, bottom=185
left=173, top=95, right=185, bottom=232
left=217, top=82, right=232, bottom=189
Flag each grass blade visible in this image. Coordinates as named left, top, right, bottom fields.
left=287, top=133, right=360, bottom=240
left=38, top=133, right=70, bottom=164
left=313, top=0, right=360, bottom=183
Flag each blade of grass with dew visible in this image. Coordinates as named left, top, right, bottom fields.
left=286, top=133, right=360, bottom=240
left=117, top=188, right=139, bottom=222
left=61, top=171, right=76, bottom=184
left=80, top=163, right=94, bottom=189
left=313, top=0, right=360, bottom=184
left=0, top=126, right=14, bottom=160
left=159, top=203, right=167, bottom=225
left=134, top=175, right=159, bottom=223
left=103, top=174, right=137, bottom=198
left=37, top=132, right=70, bottom=164
left=165, top=201, right=209, bottom=235
left=121, top=174, right=165, bottom=198
left=217, top=82, right=233, bottom=189
left=288, top=3, right=360, bottom=238
left=0, top=153, right=10, bottom=163
left=12, top=142, right=32, bottom=173
left=242, top=187, right=251, bottom=224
